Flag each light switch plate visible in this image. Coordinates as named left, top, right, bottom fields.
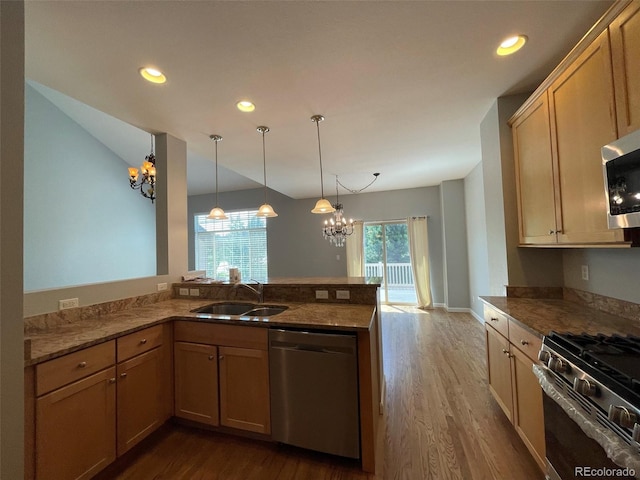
left=336, top=290, right=350, bottom=300
left=189, top=288, right=200, bottom=297
left=315, top=290, right=329, bottom=299
left=179, top=288, right=189, bottom=296
left=58, top=298, right=79, bottom=310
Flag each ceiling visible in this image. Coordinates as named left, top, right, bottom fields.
left=24, top=0, right=613, bottom=199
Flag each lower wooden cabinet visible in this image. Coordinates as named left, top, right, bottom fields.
left=485, top=324, right=514, bottom=422
left=173, top=322, right=271, bottom=435
left=35, top=367, right=116, bottom=480
left=174, top=342, right=219, bottom=426
left=116, top=347, right=164, bottom=455
left=485, top=309, right=545, bottom=472
left=219, top=346, right=270, bottom=434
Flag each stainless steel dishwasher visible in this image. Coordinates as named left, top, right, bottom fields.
left=269, top=328, right=360, bottom=459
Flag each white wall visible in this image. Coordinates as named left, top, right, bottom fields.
left=465, top=163, right=489, bottom=318
left=24, top=85, right=156, bottom=291
left=441, top=180, right=470, bottom=309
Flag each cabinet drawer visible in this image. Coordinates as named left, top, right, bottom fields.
left=509, top=320, right=542, bottom=362
left=174, top=321, right=268, bottom=350
left=484, top=307, right=509, bottom=338
left=36, top=341, right=115, bottom=396
left=117, top=325, right=163, bottom=362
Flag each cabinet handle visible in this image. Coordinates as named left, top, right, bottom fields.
left=219, top=355, right=224, bottom=360
left=108, top=378, right=116, bottom=384
left=520, top=340, right=529, bottom=346
left=549, top=230, right=555, bottom=235
left=78, top=361, right=87, bottom=368
left=502, top=349, right=509, bottom=354
left=120, top=372, right=127, bottom=378
left=490, top=317, right=498, bottom=322
left=208, top=355, right=215, bottom=361
left=139, top=339, right=147, bottom=344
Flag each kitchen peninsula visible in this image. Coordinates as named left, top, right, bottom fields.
left=23, top=278, right=382, bottom=480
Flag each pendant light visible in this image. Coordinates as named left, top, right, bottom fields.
left=310, top=115, right=336, bottom=214
left=255, top=126, right=278, bottom=218
left=207, top=134, right=228, bottom=220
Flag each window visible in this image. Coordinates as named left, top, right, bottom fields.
left=194, top=210, right=267, bottom=282
left=364, top=221, right=416, bottom=304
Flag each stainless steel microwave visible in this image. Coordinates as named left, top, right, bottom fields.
left=602, top=128, right=640, bottom=229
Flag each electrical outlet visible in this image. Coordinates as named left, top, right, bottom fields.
left=336, top=290, right=350, bottom=300
left=189, top=288, right=200, bottom=297
left=581, top=265, right=589, bottom=281
left=315, top=290, right=329, bottom=300
left=179, top=288, right=189, bottom=296
left=58, top=298, right=79, bottom=310
left=157, top=282, right=168, bottom=291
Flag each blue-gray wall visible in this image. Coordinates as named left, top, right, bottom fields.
left=189, top=185, right=448, bottom=306
left=24, top=84, right=156, bottom=291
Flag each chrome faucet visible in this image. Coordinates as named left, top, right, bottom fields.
left=234, top=280, right=264, bottom=303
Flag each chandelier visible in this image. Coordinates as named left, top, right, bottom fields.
left=128, top=133, right=156, bottom=203
left=323, top=176, right=354, bottom=247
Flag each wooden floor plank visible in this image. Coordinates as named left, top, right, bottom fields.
left=95, top=308, right=543, bottom=480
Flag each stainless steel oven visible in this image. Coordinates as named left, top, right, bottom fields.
left=536, top=333, right=640, bottom=480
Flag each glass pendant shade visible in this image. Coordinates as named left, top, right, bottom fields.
left=256, top=203, right=278, bottom=218
left=312, top=198, right=335, bottom=214
left=207, top=206, right=228, bottom=220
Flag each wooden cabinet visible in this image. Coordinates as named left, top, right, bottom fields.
left=485, top=308, right=545, bottom=471
left=549, top=29, right=623, bottom=245
left=174, top=342, right=219, bottom=426
left=173, top=321, right=270, bottom=435
left=219, top=346, right=270, bottom=434
left=512, top=93, right=560, bottom=245
left=34, top=343, right=117, bottom=480
left=116, top=346, right=164, bottom=455
left=485, top=323, right=513, bottom=421
left=513, top=29, right=625, bottom=246
left=611, top=0, right=640, bottom=136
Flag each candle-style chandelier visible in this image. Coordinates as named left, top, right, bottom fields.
left=128, top=133, right=156, bottom=203
left=323, top=176, right=354, bottom=247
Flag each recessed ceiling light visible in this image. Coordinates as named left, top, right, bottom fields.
left=497, top=35, right=527, bottom=56
left=237, top=100, right=255, bottom=112
left=139, top=67, right=167, bottom=84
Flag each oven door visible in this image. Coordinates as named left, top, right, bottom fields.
left=543, top=394, right=635, bottom=479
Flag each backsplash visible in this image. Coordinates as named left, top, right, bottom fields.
left=24, top=291, right=172, bottom=334
left=507, top=286, right=640, bottom=323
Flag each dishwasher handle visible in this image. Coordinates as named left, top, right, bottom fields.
left=270, top=342, right=353, bottom=355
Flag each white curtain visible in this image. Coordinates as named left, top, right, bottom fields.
left=407, top=216, right=432, bottom=308
left=346, top=221, right=364, bottom=277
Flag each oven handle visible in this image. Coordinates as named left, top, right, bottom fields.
left=533, top=364, right=640, bottom=474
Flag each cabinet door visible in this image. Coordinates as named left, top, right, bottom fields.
left=174, top=342, right=219, bottom=426
left=511, top=346, right=546, bottom=471
left=117, top=347, right=163, bottom=456
left=485, top=325, right=513, bottom=422
left=219, top=346, right=270, bottom=434
left=36, top=367, right=116, bottom=480
left=512, top=92, right=559, bottom=244
left=611, top=0, right=640, bottom=136
left=549, top=29, right=625, bottom=244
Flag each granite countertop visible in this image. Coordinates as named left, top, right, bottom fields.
left=177, top=276, right=382, bottom=286
left=481, top=296, right=640, bottom=338
left=25, top=299, right=376, bottom=366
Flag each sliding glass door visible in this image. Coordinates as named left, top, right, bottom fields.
left=364, top=221, right=416, bottom=305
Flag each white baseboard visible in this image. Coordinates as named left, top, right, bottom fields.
left=444, top=306, right=471, bottom=313
left=379, top=375, right=386, bottom=414
left=469, top=309, right=484, bottom=324
left=433, top=302, right=445, bottom=308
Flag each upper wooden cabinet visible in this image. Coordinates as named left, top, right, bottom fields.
left=512, top=26, right=628, bottom=246
left=512, top=93, right=558, bottom=244
left=611, top=0, right=640, bottom=136
left=549, top=29, right=624, bottom=245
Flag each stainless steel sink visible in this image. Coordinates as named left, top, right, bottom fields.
left=191, top=302, right=288, bottom=317
left=243, top=306, right=288, bottom=317
left=191, top=302, right=256, bottom=315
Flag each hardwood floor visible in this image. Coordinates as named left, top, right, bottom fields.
left=96, top=308, right=543, bottom=480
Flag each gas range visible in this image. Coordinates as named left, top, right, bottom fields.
left=539, top=332, right=640, bottom=449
